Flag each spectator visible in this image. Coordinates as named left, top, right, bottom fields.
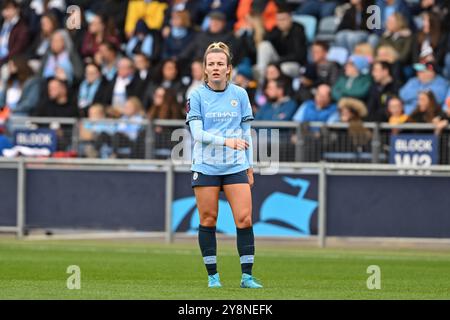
left=33, top=78, right=78, bottom=117
left=377, top=13, right=414, bottom=66
left=255, top=62, right=292, bottom=108
left=0, top=56, right=41, bottom=116
left=125, top=19, right=162, bottom=62
left=197, top=0, right=239, bottom=31
left=256, top=6, right=307, bottom=81
left=374, top=0, right=415, bottom=36
left=332, top=55, right=372, bottom=102
left=177, top=11, right=241, bottom=65
left=234, top=0, right=278, bottom=34
left=375, top=44, right=404, bottom=82
left=81, top=14, right=120, bottom=60
left=133, top=53, right=156, bottom=108
left=366, top=61, right=400, bottom=122
left=103, top=57, right=141, bottom=117
left=185, top=59, right=204, bottom=101
left=0, top=0, right=30, bottom=66
left=293, top=84, right=339, bottom=124
left=40, top=29, right=84, bottom=85
left=27, top=0, right=66, bottom=33
left=255, top=78, right=298, bottom=121
left=95, top=41, right=120, bottom=81
left=162, top=10, right=196, bottom=61
left=407, top=90, right=445, bottom=123
left=124, top=0, right=168, bottom=37
left=27, top=12, right=60, bottom=68
left=77, top=63, right=109, bottom=117
left=335, top=0, right=374, bottom=53
left=154, top=58, right=187, bottom=105
left=387, top=95, right=408, bottom=124
left=147, top=87, right=184, bottom=122
left=337, top=97, right=371, bottom=150
left=399, top=60, right=448, bottom=115
left=233, top=58, right=258, bottom=109
left=413, top=12, right=446, bottom=67
left=298, top=41, right=340, bottom=104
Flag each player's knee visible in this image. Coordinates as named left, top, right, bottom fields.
left=201, top=213, right=218, bottom=227
left=237, top=214, right=252, bottom=228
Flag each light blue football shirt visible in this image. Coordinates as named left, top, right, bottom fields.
left=186, top=82, right=254, bottom=175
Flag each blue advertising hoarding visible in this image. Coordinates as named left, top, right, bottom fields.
left=172, top=173, right=319, bottom=237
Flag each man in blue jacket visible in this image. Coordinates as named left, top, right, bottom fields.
left=255, top=78, right=298, bottom=121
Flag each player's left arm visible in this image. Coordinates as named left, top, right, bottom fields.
left=240, top=89, right=254, bottom=187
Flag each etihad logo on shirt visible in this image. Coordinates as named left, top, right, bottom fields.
left=205, top=111, right=238, bottom=118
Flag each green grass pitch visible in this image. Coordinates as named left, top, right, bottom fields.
left=0, top=237, right=449, bottom=299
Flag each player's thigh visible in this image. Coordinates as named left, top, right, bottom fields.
left=194, top=186, right=221, bottom=226
left=223, top=183, right=253, bottom=228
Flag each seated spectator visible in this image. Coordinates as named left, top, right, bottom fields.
left=387, top=96, right=408, bottom=124
left=27, top=12, right=60, bottom=69
left=94, top=41, right=120, bottom=81
left=0, top=56, right=41, bottom=116
left=103, top=57, right=141, bottom=117
left=78, top=103, right=115, bottom=158
left=0, top=0, right=30, bottom=66
left=256, top=6, right=307, bottom=81
left=234, top=0, right=277, bottom=35
left=77, top=63, right=109, bottom=117
left=32, top=78, right=78, bottom=117
left=40, top=29, right=84, bottom=85
left=412, top=12, right=446, bottom=67
left=124, top=0, right=168, bottom=37
left=298, top=41, right=340, bottom=104
left=332, top=55, right=372, bottom=102
left=81, top=14, right=120, bottom=60
left=407, top=90, right=445, bottom=123
left=293, top=84, right=339, bottom=125
left=375, top=44, right=404, bottom=83
left=366, top=61, right=400, bottom=122
left=147, top=87, right=184, bottom=128
left=177, top=11, right=241, bottom=66
left=353, top=42, right=375, bottom=62
left=154, top=58, right=187, bottom=105
left=185, top=59, right=204, bottom=102
left=255, top=62, right=293, bottom=108
left=374, top=0, right=415, bottom=37
left=162, top=10, right=196, bottom=62
left=125, top=19, right=162, bottom=62
left=27, top=0, right=65, bottom=33
left=255, top=78, right=298, bottom=121
left=334, top=0, right=373, bottom=53
left=399, top=60, right=448, bottom=115
left=197, top=0, right=239, bottom=31
left=377, top=13, right=413, bottom=66
left=337, top=97, right=371, bottom=150
left=133, top=53, right=156, bottom=108
left=233, top=59, right=258, bottom=111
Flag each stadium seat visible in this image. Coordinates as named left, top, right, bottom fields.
left=326, top=46, right=349, bottom=65
left=315, top=16, right=339, bottom=43
left=292, top=14, right=317, bottom=43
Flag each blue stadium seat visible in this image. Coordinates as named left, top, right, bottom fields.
left=292, top=14, right=317, bottom=43
left=326, top=46, right=349, bottom=66
left=315, top=16, right=339, bottom=43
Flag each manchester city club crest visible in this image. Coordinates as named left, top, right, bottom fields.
left=230, top=99, right=238, bottom=107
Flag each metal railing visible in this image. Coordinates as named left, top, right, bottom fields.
left=4, top=117, right=450, bottom=164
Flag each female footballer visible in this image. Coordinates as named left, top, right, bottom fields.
left=186, top=42, right=262, bottom=289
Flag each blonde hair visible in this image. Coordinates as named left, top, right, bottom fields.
left=126, top=96, right=145, bottom=116
left=203, top=42, right=232, bottom=82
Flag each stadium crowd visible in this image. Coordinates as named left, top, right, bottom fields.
left=1, top=0, right=450, bottom=160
